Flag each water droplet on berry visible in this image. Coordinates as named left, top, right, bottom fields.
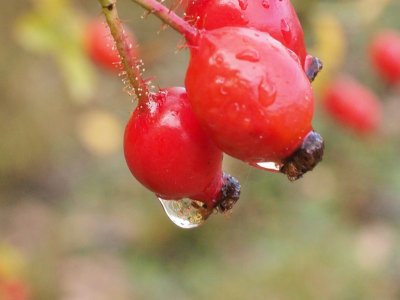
left=236, top=49, right=260, bottom=62
left=238, top=0, right=248, bottom=10
left=258, top=79, right=277, bottom=106
left=287, top=49, right=301, bottom=64
left=250, top=161, right=282, bottom=172
left=262, top=0, right=270, bottom=8
left=215, top=54, right=224, bottom=65
left=158, top=197, right=211, bottom=229
left=215, top=76, right=229, bottom=95
left=280, top=19, right=292, bottom=44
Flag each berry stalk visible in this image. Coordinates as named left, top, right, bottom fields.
left=97, top=0, right=149, bottom=103
left=129, top=0, right=198, bottom=43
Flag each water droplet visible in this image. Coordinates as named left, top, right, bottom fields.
left=215, top=76, right=228, bottom=95
left=262, top=0, right=270, bottom=8
left=258, top=79, right=277, bottom=106
left=240, top=14, right=249, bottom=24
left=238, top=0, right=248, bottom=10
left=236, top=49, right=260, bottom=62
left=158, top=197, right=211, bottom=229
left=287, top=48, right=300, bottom=64
left=215, top=54, right=224, bottom=65
left=280, top=19, right=292, bottom=44
left=250, top=161, right=282, bottom=172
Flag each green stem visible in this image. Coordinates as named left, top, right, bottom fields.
left=97, top=0, right=150, bottom=104
left=129, top=0, right=198, bottom=44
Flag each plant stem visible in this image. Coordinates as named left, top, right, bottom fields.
left=129, top=0, right=198, bottom=44
left=97, top=0, right=150, bottom=104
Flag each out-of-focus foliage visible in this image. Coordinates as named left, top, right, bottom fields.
left=1, top=0, right=400, bottom=299
left=15, top=0, right=95, bottom=102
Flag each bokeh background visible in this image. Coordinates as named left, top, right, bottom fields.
left=1, top=0, right=400, bottom=299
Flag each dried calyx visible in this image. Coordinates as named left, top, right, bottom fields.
left=280, top=131, right=325, bottom=181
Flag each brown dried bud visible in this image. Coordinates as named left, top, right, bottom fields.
left=280, top=131, right=325, bottom=181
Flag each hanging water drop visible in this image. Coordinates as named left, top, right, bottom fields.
left=250, top=161, right=282, bottom=172
left=158, top=197, right=212, bottom=229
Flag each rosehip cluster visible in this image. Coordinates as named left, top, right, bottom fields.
left=97, top=0, right=326, bottom=227
left=183, top=0, right=324, bottom=179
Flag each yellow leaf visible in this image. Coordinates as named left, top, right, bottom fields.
left=77, top=110, right=123, bottom=157
left=0, top=244, right=25, bottom=280
left=309, top=13, right=347, bottom=97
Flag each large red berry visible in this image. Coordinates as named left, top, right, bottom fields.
left=185, top=27, right=314, bottom=165
left=85, top=19, right=137, bottom=72
left=323, top=76, right=382, bottom=135
left=185, top=0, right=307, bottom=66
left=369, top=30, right=400, bottom=84
left=124, top=87, right=239, bottom=208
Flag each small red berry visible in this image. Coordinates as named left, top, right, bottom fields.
left=124, top=87, right=240, bottom=210
left=323, top=76, right=382, bottom=135
left=369, top=30, right=400, bottom=84
left=85, top=19, right=137, bottom=72
left=185, top=0, right=307, bottom=66
left=0, top=280, right=30, bottom=300
left=185, top=27, right=314, bottom=166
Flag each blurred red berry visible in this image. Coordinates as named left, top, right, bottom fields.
left=85, top=19, right=137, bottom=72
left=323, top=76, right=382, bottom=135
left=185, top=0, right=307, bottom=66
left=0, top=280, right=30, bottom=300
left=369, top=30, right=400, bottom=84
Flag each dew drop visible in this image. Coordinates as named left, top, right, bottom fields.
left=249, top=161, right=282, bottom=172
left=236, top=49, right=260, bottom=62
left=158, top=197, right=211, bottom=229
left=258, top=79, right=277, bottom=106
left=280, top=19, right=292, bottom=44
left=215, top=76, right=228, bottom=95
left=238, top=0, right=248, bottom=10
left=262, top=0, right=270, bottom=8
left=215, top=54, right=224, bottom=65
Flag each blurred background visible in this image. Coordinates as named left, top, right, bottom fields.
left=1, top=0, right=400, bottom=299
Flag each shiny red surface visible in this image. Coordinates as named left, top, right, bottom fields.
left=185, top=27, right=313, bottom=164
left=185, top=0, right=307, bottom=66
left=124, top=87, right=223, bottom=205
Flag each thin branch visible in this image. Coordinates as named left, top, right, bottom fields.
left=97, top=0, right=150, bottom=104
left=129, top=0, right=198, bottom=44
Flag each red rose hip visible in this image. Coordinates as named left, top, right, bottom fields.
left=323, top=76, right=382, bottom=135
left=185, top=27, right=315, bottom=167
left=185, top=0, right=308, bottom=67
left=85, top=19, right=137, bottom=72
left=124, top=87, right=240, bottom=224
left=369, top=30, right=400, bottom=84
